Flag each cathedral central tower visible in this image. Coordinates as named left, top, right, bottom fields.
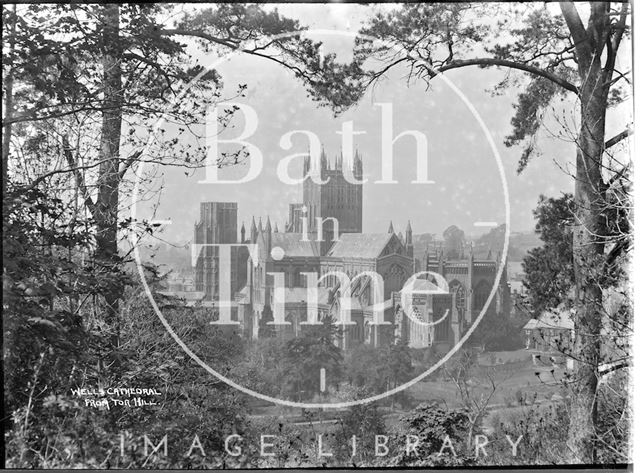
left=300, top=148, right=364, bottom=255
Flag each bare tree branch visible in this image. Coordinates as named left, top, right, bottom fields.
left=160, top=29, right=318, bottom=83
left=61, top=135, right=96, bottom=214
left=605, top=128, right=632, bottom=149
left=118, top=150, right=143, bottom=179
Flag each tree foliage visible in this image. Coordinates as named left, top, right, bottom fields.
left=1, top=3, right=347, bottom=466
left=387, top=402, right=472, bottom=467
left=3, top=3, right=632, bottom=466
left=522, top=193, right=575, bottom=313
left=300, top=3, right=630, bottom=462
left=283, top=316, right=343, bottom=400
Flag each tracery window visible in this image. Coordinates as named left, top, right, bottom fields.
left=385, top=264, right=407, bottom=293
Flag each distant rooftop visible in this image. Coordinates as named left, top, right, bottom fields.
left=326, top=233, right=394, bottom=259
left=523, top=310, right=574, bottom=331
left=272, top=233, right=320, bottom=258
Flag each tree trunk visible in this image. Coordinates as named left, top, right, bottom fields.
left=2, top=4, right=17, bottom=199
left=95, top=4, right=124, bottom=349
left=566, top=65, right=608, bottom=463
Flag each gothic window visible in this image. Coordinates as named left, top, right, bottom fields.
left=449, top=279, right=467, bottom=314
left=449, top=279, right=461, bottom=294
left=394, top=305, right=403, bottom=340
left=362, top=285, right=370, bottom=306
left=455, top=286, right=466, bottom=312
left=433, top=299, right=450, bottom=342
left=384, top=264, right=407, bottom=294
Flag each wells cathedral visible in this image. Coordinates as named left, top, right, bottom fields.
left=192, top=149, right=509, bottom=353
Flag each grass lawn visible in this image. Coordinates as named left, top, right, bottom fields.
left=408, top=359, right=568, bottom=408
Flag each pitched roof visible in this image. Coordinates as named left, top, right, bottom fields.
left=509, top=280, right=524, bottom=293
left=523, top=310, right=574, bottom=331
left=235, top=285, right=250, bottom=304
left=157, top=290, right=205, bottom=301
left=271, top=233, right=320, bottom=258
left=364, top=298, right=395, bottom=311
left=326, top=233, right=395, bottom=259
left=405, top=279, right=442, bottom=292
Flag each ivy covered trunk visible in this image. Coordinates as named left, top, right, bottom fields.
left=95, top=4, right=124, bottom=349
left=566, top=56, right=608, bottom=464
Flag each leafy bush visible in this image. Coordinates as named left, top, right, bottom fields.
left=385, top=402, right=474, bottom=467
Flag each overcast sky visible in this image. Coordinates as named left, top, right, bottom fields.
left=135, top=3, right=630, bottom=245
